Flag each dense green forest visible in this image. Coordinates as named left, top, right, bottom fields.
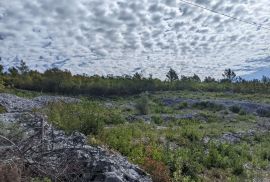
left=1, top=60, right=270, bottom=96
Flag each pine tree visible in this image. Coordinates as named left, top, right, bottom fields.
left=17, top=60, right=29, bottom=75
left=166, top=68, right=179, bottom=82
left=222, top=69, right=236, bottom=82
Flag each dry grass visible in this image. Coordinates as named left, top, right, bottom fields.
left=0, top=162, right=21, bottom=182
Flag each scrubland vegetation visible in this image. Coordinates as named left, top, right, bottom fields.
left=1, top=61, right=270, bottom=181
left=42, top=94, right=270, bottom=181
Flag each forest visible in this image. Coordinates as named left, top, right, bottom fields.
left=1, top=60, right=270, bottom=96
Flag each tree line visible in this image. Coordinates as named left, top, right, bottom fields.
left=0, top=60, right=270, bottom=96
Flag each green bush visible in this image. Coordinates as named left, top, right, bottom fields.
left=232, top=162, right=244, bottom=175
left=135, top=95, right=150, bottom=115
left=205, top=145, right=228, bottom=169
left=177, top=102, right=188, bottom=109
left=229, top=105, right=242, bottom=113
left=239, top=109, right=247, bottom=115
left=0, top=105, right=6, bottom=113
left=261, top=150, right=270, bottom=161
left=151, top=115, right=163, bottom=125
left=181, top=126, right=202, bottom=142
left=192, top=101, right=224, bottom=111
left=152, top=104, right=174, bottom=114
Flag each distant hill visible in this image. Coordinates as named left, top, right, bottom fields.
left=242, top=67, right=270, bottom=80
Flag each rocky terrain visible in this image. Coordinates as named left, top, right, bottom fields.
left=118, top=95, right=270, bottom=146
left=162, top=97, right=270, bottom=116
left=0, top=93, right=152, bottom=182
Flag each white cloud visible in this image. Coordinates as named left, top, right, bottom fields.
left=0, top=0, right=270, bottom=79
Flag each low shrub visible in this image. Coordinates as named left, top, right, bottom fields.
left=177, top=102, right=188, bottom=109
left=0, top=163, right=21, bottom=182
left=256, top=108, right=270, bottom=117
left=229, top=105, right=242, bottom=113
left=135, top=95, right=150, bottom=115
left=238, top=109, right=247, bottom=115
left=205, top=145, right=228, bottom=169
left=151, top=115, right=163, bottom=125
left=143, top=157, right=171, bottom=182
left=261, top=150, right=270, bottom=161
left=0, top=105, right=6, bottom=113
left=232, top=163, right=244, bottom=175
left=192, top=101, right=224, bottom=111
left=182, top=127, right=202, bottom=142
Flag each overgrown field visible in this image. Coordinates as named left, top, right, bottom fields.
left=43, top=91, right=270, bottom=181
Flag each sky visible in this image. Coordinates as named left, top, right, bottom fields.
left=0, top=0, right=270, bottom=79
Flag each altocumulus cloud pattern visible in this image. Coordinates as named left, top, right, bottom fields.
left=0, top=0, right=270, bottom=78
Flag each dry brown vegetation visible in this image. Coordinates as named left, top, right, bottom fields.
left=0, top=162, right=22, bottom=182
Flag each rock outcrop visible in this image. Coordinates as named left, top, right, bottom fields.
left=162, top=98, right=270, bottom=116
left=0, top=93, right=152, bottom=182
left=0, top=93, right=80, bottom=112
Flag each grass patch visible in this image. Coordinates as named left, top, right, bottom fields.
left=0, top=105, right=6, bottom=113
left=2, top=88, right=45, bottom=98
left=44, top=100, right=124, bottom=135
left=96, top=122, right=269, bottom=181
left=177, top=102, right=188, bottom=110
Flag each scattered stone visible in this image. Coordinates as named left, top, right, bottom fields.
left=162, top=98, right=270, bottom=116
left=218, top=130, right=255, bottom=144
left=256, top=120, right=270, bottom=132
left=203, top=136, right=210, bottom=144
left=33, top=95, right=80, bottom=105
left=0, top=93, right=40, bottom=112
left=220, top=133, right=241, bottom=143
left=104, top=102, right=114, bottom=108
left=0, top=93, right=80, bottom=113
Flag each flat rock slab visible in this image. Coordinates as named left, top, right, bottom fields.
left=33, top=96, right=80, bottom=105
left=0, top=93, right=40, bottom=112
left=0, top=93, right=80, bottom=112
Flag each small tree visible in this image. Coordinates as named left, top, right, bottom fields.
left=0, top=64, right=4, bottom=75
left=166, top=68, right=179, bottom=82
left=17, top=60, right=29, bottom=75
left=133, top=72, right=143, bottom=80
left=204, top=76, right=216, bottom=83
left=8, top=67, right=19, bottom=77
left=262, top=76, right=270, bottom=84
left=222, top=69, right=236, bottom=82
left=191, top=74, right=201, bottom=82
